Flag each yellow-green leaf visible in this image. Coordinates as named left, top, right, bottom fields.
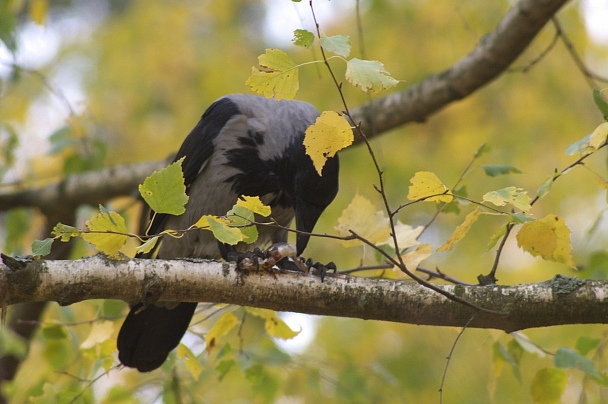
left=206, top=216, right=245, bottom=245
left=303, top=111, right=353, bottom=175
left=51, top=222, right=80, bottom=242
left=589, top=122, right=608, bottom=150
left=516, top=214, right=575, bottom=268
left=237, top=195, right=271, bottom=217
left=483, top=186, right=531, bottom=211
left=81, top=321, right=115, bottom=349
left=530, top=368, right=567, bottom=404
left=81, top=207, right=128, bottom=256
left=320, top=34, right=351, bottom=57
left=246, top=49, right=299, bottom=100
left=407, top=171, right=453, bottom=203
left=205, top=312, right=239, bottom=353
left=437, top=208, right=482, bottom=252
left=177, top=343, right=203, bottom=380
left=292, top=29, right=315, bottom=48
left=32, top=238, right=54, bottom=256
left=139, top=157, right=189, bottom=215
left=334, top=194, right=390, bottom=246
left=226, top=204, right=258, bottom=242
left=345, top=58, right=399, bottom=93
left=135, top=236, right=160, bottom=255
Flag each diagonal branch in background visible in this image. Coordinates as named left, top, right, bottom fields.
left=0, top=0, right=570, bottom=214
left=352, top=0, right=570, bottom=138
left=2, top=255, right=607, bottom=333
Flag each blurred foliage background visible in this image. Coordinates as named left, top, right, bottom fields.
left=1, top=0, right=608, bottom=402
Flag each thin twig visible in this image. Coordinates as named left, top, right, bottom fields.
left=439, top=313, right=477, bottom=403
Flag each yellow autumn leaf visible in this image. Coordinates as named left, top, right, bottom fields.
left=589, top=122, right=608, bottom=150
left=177, top=343, right=204, bottom=380
left=245, top=308, right=300, bottom=340
left=237, top=195, right=271, bottom=217
left=437, top=208, right=482, bottom=252
left=380, top=221, right=424, bottom=251
left=80, top=321, right=115, bottom=349
left=394, top=243, right=432, bottom=278
left=516, top=214, right=575, bottom=268
left=303, top=111, right=353, bottom=175
left=246, top=49, right=299, bottom=100
left=81, top=207, right=128, bottom=256
left=205, top=312, right=239, bottom=353
left=334, top=194, right=390, bottom=246
left=407, top=171, right=453, bottom=203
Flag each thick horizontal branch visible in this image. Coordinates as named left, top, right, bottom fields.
left=2, top=255, right=606, bottom=332
left=0, top=161, right=165, bottom=213
left=0, top=0, right=569, bottom=214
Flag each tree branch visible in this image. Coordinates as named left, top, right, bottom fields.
left=2, top=255, right=606, bottom=333
left=0, top=0, right=570, bottom=214
left=351, top=0, right=570, bottom=137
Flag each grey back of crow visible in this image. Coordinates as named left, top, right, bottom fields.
left=117, top=94, right=339, bottom=372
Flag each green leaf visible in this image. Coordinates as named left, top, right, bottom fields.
left=575, top=336, right=601, bottom=356
left=345, top=58, right=399, bottom=93
left=474, top=143, right=491, bottom=157
left=51, top=222, right=80, bottom=242
left=292, top=29, right=314, bottom=47
left=481, top=165, right=522, bottom=177
left=530, top=368, right=567, bottom=404
left=226, top=204, right=258, bottom=243
left=216, top=359, right=236, bottom=381
left=135, top=236, right=160, bottom=255
left=42, top=324, right=68, bottom=340
left=482, top=186, right=531, bottom=211
left=139, top=157, right=189, bottom=215
left=205, top=216, right=245, bottom=245
left=320, top=34, right=351, bottom=57
left=593, top=88, right=608, bottom=119
left=510, top=212, right=535, bottom=224
left=487, top=222, right=508, bottom=250
left=565, top=133, right=592, bottom=155
left=246, top=49, right=299, bottom=100
left=492, top=341, right=521, bottom=382
left=32, top=238, right=54, bottom=256
left=554, top=347, right=605, bottom=381
left=536, top=177, right=555, bottom=199
left=0, top=327, right=27, bottom=358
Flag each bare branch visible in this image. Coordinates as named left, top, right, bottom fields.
left=2, top=255, right=607, bottom=333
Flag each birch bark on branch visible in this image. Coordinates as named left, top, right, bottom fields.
left=2, top=255, right=606, bottom=332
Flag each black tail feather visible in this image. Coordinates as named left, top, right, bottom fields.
left=117, top=302, right=197, bottom=372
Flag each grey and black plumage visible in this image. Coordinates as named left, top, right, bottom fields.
left=117, top=94, right=339, bottom=372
